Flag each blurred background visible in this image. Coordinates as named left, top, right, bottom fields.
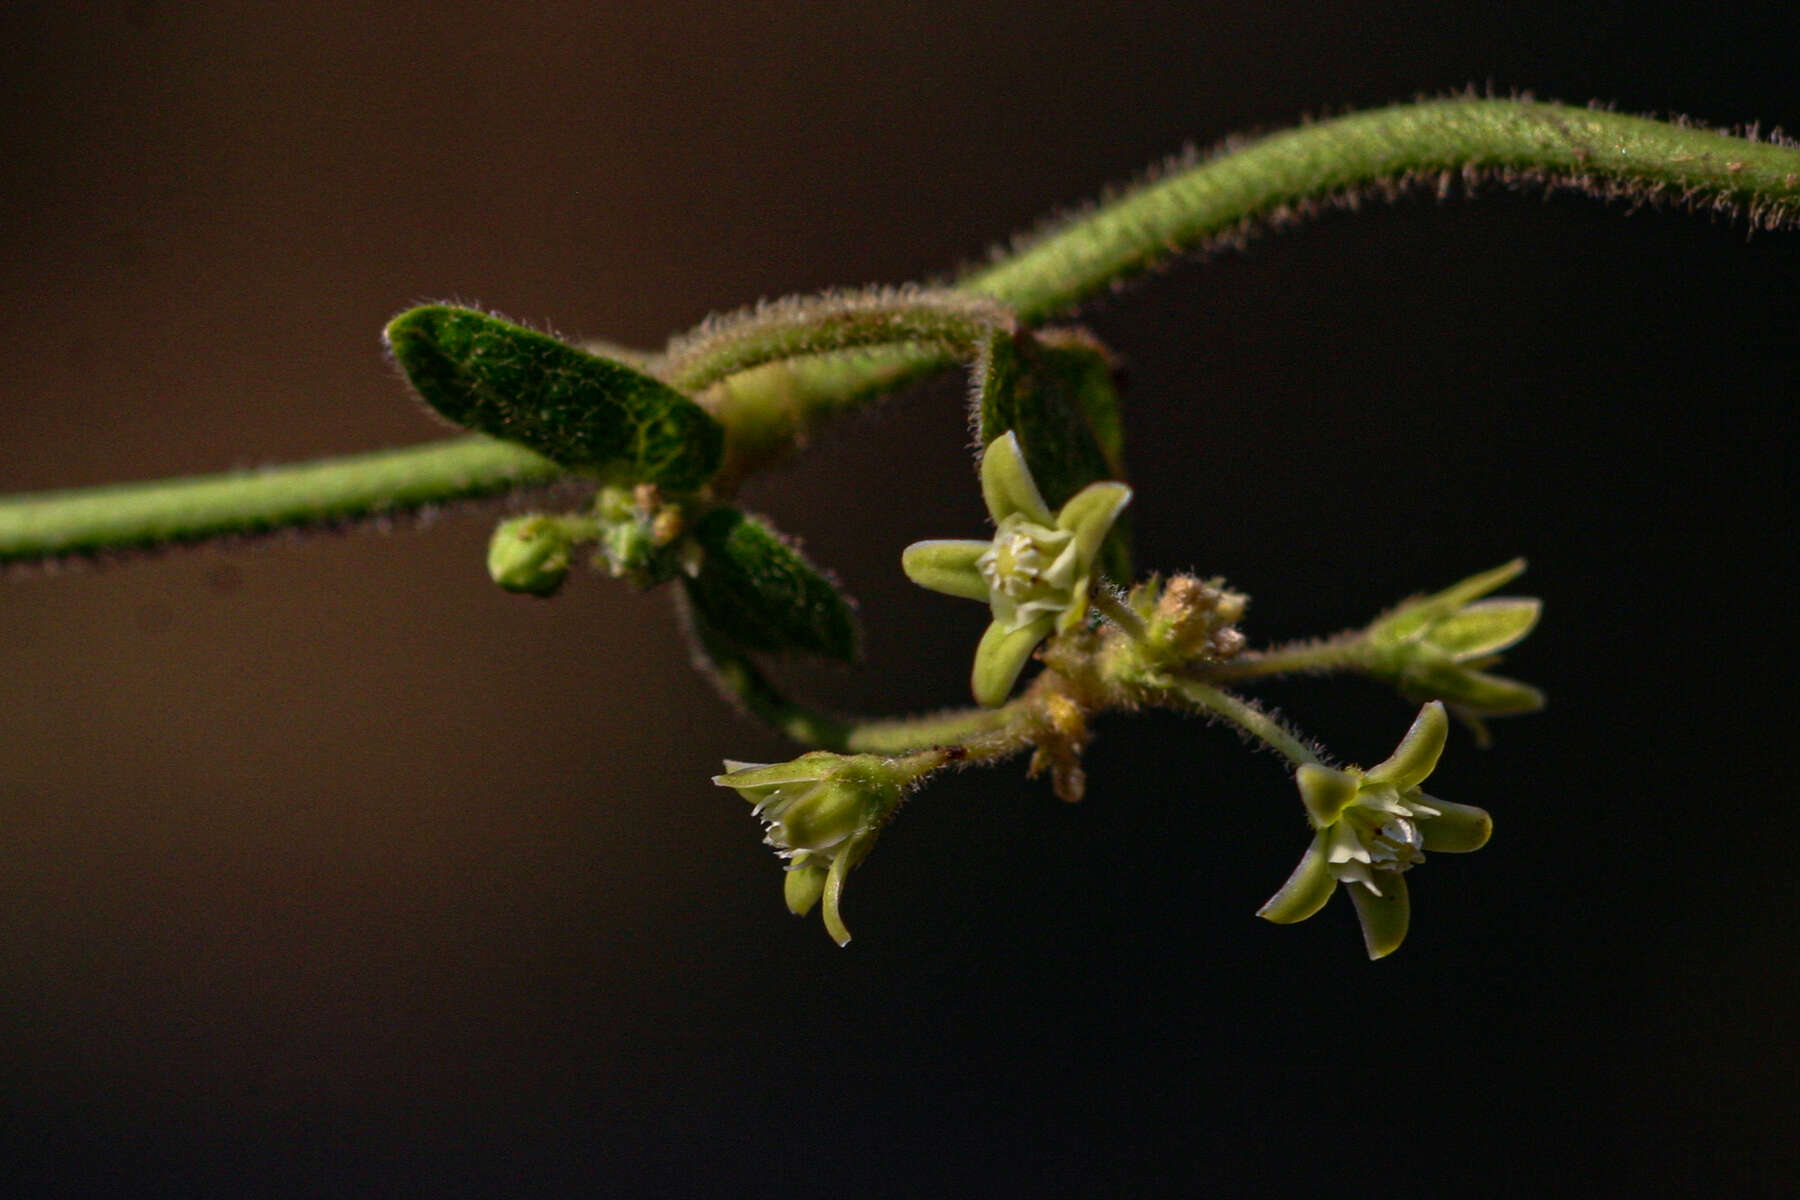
left=1, top=2, right=1795, bottom=1194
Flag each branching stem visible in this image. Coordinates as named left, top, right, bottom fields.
left=5, top=99, right=1796, bottom=565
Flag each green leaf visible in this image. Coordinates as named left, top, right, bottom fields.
left=385, top=305, right=724, bottom=489
left=682, top=508, right=859, bottom=662
left=975, top=330, right=1131, bottom=580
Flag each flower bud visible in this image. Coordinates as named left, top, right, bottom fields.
left=486, top=515, right=572, bottom=596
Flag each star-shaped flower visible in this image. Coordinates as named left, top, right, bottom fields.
left=901, top=432, right=1131, bottom=706
left=1256, top=701, right=1492, bottom=959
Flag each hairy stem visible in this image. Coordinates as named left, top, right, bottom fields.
left=6, top=99, right=1796, bottom=565
left=1188, top=633, right=1369, bottom=683
left=1170, top=678, right=1322, bottom=767
left=658, top=288, right=1014, bottom=394
left=0, top=437, right=559, bottom=565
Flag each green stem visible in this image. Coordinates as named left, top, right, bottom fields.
left=961, top=98, right=1800, bottom=320
left=1169, top=678, right=1322, bottom=767
left=6, top=99, right=1796, bottom=565
left=0, top=436, right=558, bottom=564
left=1090, top=589, right=1148, bottom=641
left=1188, top=633, right=1369, bottom=683
left=658, top=288, right=1014, bottom=394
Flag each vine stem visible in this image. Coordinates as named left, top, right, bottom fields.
left=5, top=99, right=1798, bottom=564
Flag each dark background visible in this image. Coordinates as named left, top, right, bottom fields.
left=1, top=3, right=1794, bottom=1195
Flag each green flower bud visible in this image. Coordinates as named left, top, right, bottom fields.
left=486, top=514, right=572, bottom=597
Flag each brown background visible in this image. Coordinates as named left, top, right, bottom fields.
left=2, top=3, right=1795, bottom=1194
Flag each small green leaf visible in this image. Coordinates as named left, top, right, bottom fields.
left=975, top=330, right=1131, bottom=580
left=385, top=305, right=724, bottom=489
left=682, top=508, right=859, bottom=662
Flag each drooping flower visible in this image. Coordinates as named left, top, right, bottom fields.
left=901, top=431, right=1130, bottom=706
left=712, top=752, right=900, bottom=946
left=1256, top=701, right=1492, bottom=959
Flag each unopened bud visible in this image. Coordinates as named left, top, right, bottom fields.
left=487, top=515, right=571, bottom=597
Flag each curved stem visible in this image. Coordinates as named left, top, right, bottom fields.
left=961, top=98, right=1800, bottom=320
left=1169, top=678, right=1322, bottom=767
left=658, top=288, right=1014, bottom=393
left=6, top=99, right=1797, bottom=565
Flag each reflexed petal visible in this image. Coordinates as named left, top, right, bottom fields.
left=1297, top=764, right=1360, bottom=827
left=1055, top=480, right=1132, bottom=572
left=1256, top=834, right=1337, bottom=924
left=901, top=539, right=995, bottom=601
left=1366, top=701, right=1448, bottom=789
left=970, top=616, right=1055, bottom=707
left=1418, top=797, right=1493, bottom=853
left=1428, top=598, right=1541, bottom=659
left=1349, top=870, right=1411, bottom=960
left=822, top=845, right=855, bottom=946
left=979, top=431, right=1054, bottom=526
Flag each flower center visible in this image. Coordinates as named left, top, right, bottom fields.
left=979, top=516, right=1074, bottom=593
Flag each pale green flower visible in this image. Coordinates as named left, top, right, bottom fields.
left=713, top=752, right=899, bottom=946
left=1365, top=559, right=1543, bottom=720
left=901, top=431, right=1130, bottom=706
left=1257, top=701, right=1492, bottom=959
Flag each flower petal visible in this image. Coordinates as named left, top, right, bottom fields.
left=1427, top=598, right=1541, bottom=659
left=1055, top=480, right=1132, bottom=574
left=1256, top=833, right=1337, bottom=924
left=1366, top=701, right=1448, bottom=790
left=1416, top=668, right=1546, bottom=717
left=979, top=431, right=1054, bottom=526
left=1418, top=797, right=1493, bottom=853
left=821, top=843, right=856, bottom=946
left=1296, top=764, right=1360, bottom=828
left=970, top=616, right=1054, bottom=707
left=784, top=858, right=829, bottom=916
left=1349, top=869, right=1411, bottom=959
left=713, top=753, right=838, bottom=790
left=772, top=781, right=866, bottom=851
left=1368, top=559, right=1527, bottom=644
left=901, top=539, right=995, bottom=601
